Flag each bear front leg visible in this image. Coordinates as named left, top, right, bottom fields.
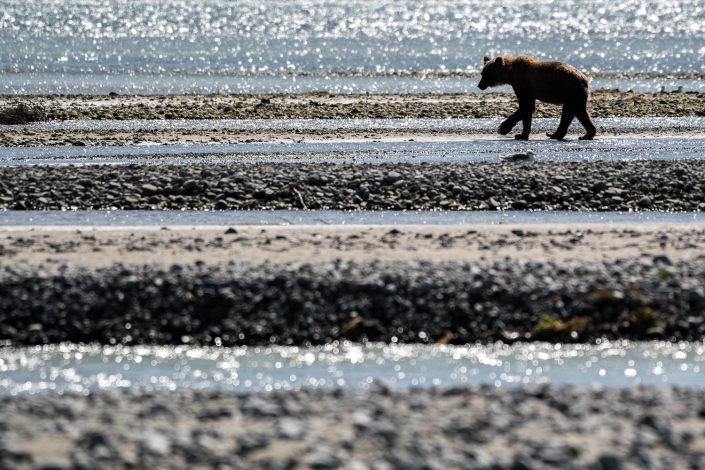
left=515, top=97, right=535, bottom=140
left=499, top=110, right=521, bottom=135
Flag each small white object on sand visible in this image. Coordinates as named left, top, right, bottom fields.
left=501, top=150, right=535, bottom=162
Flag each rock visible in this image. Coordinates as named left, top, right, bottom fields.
left=140, top=184, right=158, bottom=195
left=140, top=432, right=170, bottom=456
left=0, top=103, right=47, bottom=125
left=487, top=197, right=501, bottom=209
left=592, top=181, right=608, bottom=192
left=236, top=433, right=269, bottom=454
left=75, top=430, right=115, bottom=460
left=197, top=407, right=233, bottom=421
left=182, top=180, right=198, bottom=192
left=240, top=397, right=280, bottom=417
left=383, top=171, right=403, bottom=184
left=593, top=454, right=623, bottom=470
left=637, top=196, right=652, bottom=208
left=604, top=187, right=624, bottom=196
left=277, top=418, right=306, bottom=440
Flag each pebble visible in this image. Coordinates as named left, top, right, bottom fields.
left=1, top=386, right=702, bottom=468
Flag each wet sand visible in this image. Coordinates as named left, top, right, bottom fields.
left=1, top=91, right=704, bottom=146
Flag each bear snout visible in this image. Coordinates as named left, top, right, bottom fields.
left=478, top=80, right=488, bottom=90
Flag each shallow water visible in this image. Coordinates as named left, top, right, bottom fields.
left=1, top=342, right=703, bottom=395
left=1, top=135, right=704, bottom=167
left=1, top=0, right=703, bottom=94
left=1, top=210, right=703, bottom=227
left=6, top=117, right=705, bottom=132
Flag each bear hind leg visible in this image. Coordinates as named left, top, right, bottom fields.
left=547, top=104, right=574, bottom=141
left=576, top=108, right=596, bottom=140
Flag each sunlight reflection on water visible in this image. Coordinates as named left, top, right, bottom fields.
left=1, top=341, right=704, bottom=395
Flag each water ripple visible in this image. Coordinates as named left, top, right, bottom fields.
left=1, top=341, right=704, bottom=395
left=0, top=0, right=704, bottom=93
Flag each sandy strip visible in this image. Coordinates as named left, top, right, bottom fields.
left=2, top=223, right=703, bottom=270
left=3, top=127, right=705, bottom=147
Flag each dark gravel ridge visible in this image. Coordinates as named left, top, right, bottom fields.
left=2, top=385, right=705, bottom=469
left=2, top=91, right=704, bottom=120
left=2, top=160, right=705, bottom=211
left=2, top=259, right=704, bottom=346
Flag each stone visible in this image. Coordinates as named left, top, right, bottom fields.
left=593, top=454, right=623, bottom=470
left=383, top=172, right=403, bottom=184
left=182, top=180, right=198, bottom=192
left=140, top=184, right=158, bottom=195
left=141, top=432, right=170, bottom=456
left=637, top=196, right=652, bottom=208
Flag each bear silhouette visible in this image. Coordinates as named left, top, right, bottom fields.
left=478, top=55, right=596, bottom=141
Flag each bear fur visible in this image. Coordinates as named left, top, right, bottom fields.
left=478, top=55, right=596, bottom=140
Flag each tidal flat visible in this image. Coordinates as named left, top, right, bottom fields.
left=2, top=92, right=705, bottom=469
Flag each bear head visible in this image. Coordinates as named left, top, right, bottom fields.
left=478, top=56, right=512, bottom=90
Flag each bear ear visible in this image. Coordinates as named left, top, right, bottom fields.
left=495, top=56, right=504, bottom=67
left=483, top=56, right=491, bottom=65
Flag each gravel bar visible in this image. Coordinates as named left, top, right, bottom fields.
left=2, top=259, right=704, bottom=345
left=2, top=385, right=704, bottom=469
left=2, top=91, right=704, bottom=120
left=2, top=161, right=705, bottom=211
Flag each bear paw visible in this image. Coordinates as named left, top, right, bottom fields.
left=498, top=121, right=515, bottom=135
left=579, top=134, right=595, bottom=140
left=514, top=134, right=529, bottom=141
left=546, top=133, right=567, bottom=141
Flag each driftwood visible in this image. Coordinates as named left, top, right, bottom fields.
left=0, top=103, right=47, bottom=125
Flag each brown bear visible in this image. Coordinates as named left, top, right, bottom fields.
left=478, top=55, right=596, bottom=141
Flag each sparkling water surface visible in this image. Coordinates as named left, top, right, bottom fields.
left=1, top=135, right=704, bottom=167
left=1, top=210, right=703, bottom=227
left=1, top=342, right=704, bottom=395
left=1, top=0, right=704, bottom=94
left=2, top=117, right=705, bottom=167
left=6, top=117, right=705, bottom=132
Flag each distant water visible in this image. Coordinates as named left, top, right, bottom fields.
left=1, top=342, right=704, bottom=395
left=1, top=0, right=704, bottom=94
